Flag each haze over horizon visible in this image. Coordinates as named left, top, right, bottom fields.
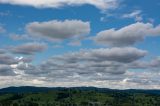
left=0, top=0, right=160, bottom=89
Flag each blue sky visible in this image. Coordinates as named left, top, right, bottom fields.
left=0, top=0, right=160, bottom=89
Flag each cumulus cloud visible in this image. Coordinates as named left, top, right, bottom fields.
left=0, top=0, right=119, bottom=10
left=16, top=63, right=36, bottom=72
left=120, top=70, right=160, bottom=89
left=150, top=58, right=160, bottom=68
left=94, top=22, right=160, bottom=46
left=127, top=57, right=160, bottom=73
left=7, top=60, right=160, bottom=89
left=10, top=42, right=47, bottom=55
left=26, top=20, right=90, bottom=41
left=0, top=52, right=32, bottom=66
left=0, top=53, right=18, bottom=65
left=15, top=56, right=33, bottom=63
left=0, top=49, right=159, bottom=89
left=20, top=47, right=146, bottom=77
left=54, top=47, right=147, bottom=63
left=0, top=0, right=159, bottom=89
left=0, top=65, right=16, bottom=76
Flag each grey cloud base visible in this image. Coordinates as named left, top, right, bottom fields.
left=94, top=22, right=160, bottom=46
left=10, top=42, right=47, bottom=55
left=0, top=65, right=16, bottom=76
left=17, top=47, right=147, bottom=80
left=0, top=53, right=19, bottom=65
left=26, top=20, right=90, bottom=41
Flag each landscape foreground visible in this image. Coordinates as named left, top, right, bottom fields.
left=0, top=87, right=160, bottom=106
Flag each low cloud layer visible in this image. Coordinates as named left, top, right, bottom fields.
left=0, top=0, right=118, bottom=10
left=16, top=47, right=147, bottom=81
left=1, top=56, right=159, bottom=89
left=94, top=22, right=160, bottom=46
left=26, top=20, right=90, bottom=41
left=0, top=46, right=159, bottom=89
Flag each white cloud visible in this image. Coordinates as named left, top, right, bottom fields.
left=0, top=46, right=160, bottom=89
left=123, top=10, right=141, bottom=18
left=10, top=34, right=30, bottom=41
left=21, top=47, right=146, bottom=78
left=0, top=64, right=16, bottom=76
left=0, top=70, right=160, bottom=89
left=52, top=47, right=147, bottom=63
left=94, top=22, right=160, bottom=46
left=26, top=20, right=90, bottom=41
left=122, top=10, right=143, bottom=21
left=10, top=42, right=47, bottom=55
left=0, top=0, right=119, bottom=10
left=0, top=46, right=146, bottom=89
left=0, top=53, right=18, bottom=65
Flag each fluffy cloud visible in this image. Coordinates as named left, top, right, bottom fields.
left=7, top=59, right=160, bottom=89
left=129, top=57, right=160, bottom=72
left=150, top=58, right=160, bottom=68
left=10, top=42, right=47, bottom=55
left=26, top=20, right=90, bottom=41
left=21, top=47, right=146, bottom=77
left=0, top=48, right=33, bottom=65
left=0, top=53, right=18, bottom=65
left=0, top=0, right=118, bottom=10
left=54, top=47, right=147, bottom=63
left=0, top=49, right=159, bottom=89
left=94, top=22, right=160, bottom=46
left=0, top=65, right=16, bottom=76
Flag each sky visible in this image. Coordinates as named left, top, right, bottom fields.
left=0, top=0, right=160, bottom=89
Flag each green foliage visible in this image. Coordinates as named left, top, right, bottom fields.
left=0, top=90, right=159, bottom=106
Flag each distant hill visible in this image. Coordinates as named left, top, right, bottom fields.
left=0, top=86, right=160, bottom=95
left=0, top=86, right=61, bottom=93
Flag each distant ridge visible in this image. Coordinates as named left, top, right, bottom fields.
left=0, top=86, right=160, bottom=95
